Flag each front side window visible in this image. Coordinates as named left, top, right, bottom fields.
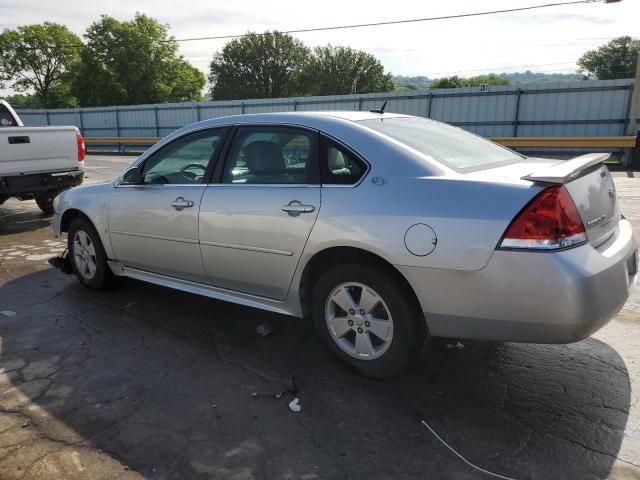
left=222, top=126, right=316, bottom=184
left=142, top=128, right=227, bottom=184
left=358, top=117, right=523, bottom=171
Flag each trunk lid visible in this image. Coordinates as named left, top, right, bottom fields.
left=562, top=161, right=619, bottom=247
left=470, top=153, right=619, bottom=247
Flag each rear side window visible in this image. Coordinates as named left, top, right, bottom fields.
left=321, top=139, right=367, bottom=185
left=221, top=126, right=317, bottom=184
left=0, top=105, right=18, bottom=127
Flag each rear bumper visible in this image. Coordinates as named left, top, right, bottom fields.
left=398, top=218, right=637, bottom=343
left=0, top=169, right=84, bottom=199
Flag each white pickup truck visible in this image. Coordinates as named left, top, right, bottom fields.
left=0, top=99, right=85, bottom=213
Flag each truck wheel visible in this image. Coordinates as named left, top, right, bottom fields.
left=35, top=192, right=56, bottom=214
left=68, top=217, right=114, bottom=289
left=312, top=263, right=426, bottom=378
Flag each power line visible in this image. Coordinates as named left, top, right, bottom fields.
left=24, top=1, right=614, bottom=51
left=179, top=39, right=615, bottom=58
left=168, top=0, right=607, bottom=43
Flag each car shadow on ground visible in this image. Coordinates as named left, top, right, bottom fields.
left=0, top=202, right=52, bottom=236
left=0, top=268, right=633, bottom=479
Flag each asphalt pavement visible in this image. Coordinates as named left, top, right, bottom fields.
left=1, top=155, right=639, bottom=480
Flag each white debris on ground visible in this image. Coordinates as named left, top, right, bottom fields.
left=288, top=398, right=302, bottom=413
left=256, top=323, right=275, bottom=337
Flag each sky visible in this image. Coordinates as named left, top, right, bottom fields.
left=1, top=0, right=639, bottom=96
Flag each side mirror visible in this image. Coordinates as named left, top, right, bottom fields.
left=121, top=167, right=143, bottom=185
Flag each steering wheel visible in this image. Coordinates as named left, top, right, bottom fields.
left=180, top=163, right=207, bottom=182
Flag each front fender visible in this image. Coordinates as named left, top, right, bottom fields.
left=53, top=182, right=116, bottom=260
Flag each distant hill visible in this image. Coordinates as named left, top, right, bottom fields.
left=392, top=71, right=584, bottom=89
left=392, top=75, right=432, bottom=89
left=497, top=71, right=584, bottom=84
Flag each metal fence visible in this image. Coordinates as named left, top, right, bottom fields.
left=15, top=79, right=639, bottom=154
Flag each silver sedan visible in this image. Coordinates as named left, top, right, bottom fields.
left=52, top=111, right=637, bottom=377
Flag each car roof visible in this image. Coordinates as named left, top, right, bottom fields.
left=164, top=111, right=415, bottom=143
left=288, top=111, right=411, bottom=121
left=188, top=110, right=412, bottom=128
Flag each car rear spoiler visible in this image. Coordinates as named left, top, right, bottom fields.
left=521, top=153, right=610, bottom=184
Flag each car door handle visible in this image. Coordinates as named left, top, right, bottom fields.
left=282, top=201, right=315, bottom=216
left=170, top=197, right=194, bottom=210
left=8, top=136, right=30, bottom=144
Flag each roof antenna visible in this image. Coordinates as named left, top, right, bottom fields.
left=369, top=101, right=387, bottom=114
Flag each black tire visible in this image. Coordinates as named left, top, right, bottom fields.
left=35, top=192, right=56, bottom=214
left=67, top=217, right=114, bottom=289
left=312, top=263, right=426, bottom=378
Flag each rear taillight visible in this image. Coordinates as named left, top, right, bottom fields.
left=499, top=185, right=586, bottom=250
left=76, top=131, right=86, bottom=162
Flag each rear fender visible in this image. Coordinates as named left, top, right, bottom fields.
left=310, top=177, right=543, bottom=272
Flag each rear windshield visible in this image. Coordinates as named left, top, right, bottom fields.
left=358, top=117, right=523, bottom=170
left=0, top=104, right=18, bottom=127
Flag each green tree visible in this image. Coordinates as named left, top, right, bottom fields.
left=429, top=76, right=464, bottom=89
left=0, top=22, right=82, bottom=108
left=394, top=84, right=418, bottom=92
left=430, top=74, right=511, bottom=89
left=298, top=45, right=394, bottom=95
left=73, top=13, right=205, bottom=106
left=208, top=31, right=309, bottom=100
left=3, top=94, right=42, bottom=109
left=578, top=36, right=640, bottom=80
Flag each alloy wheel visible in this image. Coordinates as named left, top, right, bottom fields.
left=72, top=230, right=97, bottom=280
left=325, top=282, right=394, bottom=360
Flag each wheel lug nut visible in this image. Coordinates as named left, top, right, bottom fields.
left=348, top=320, right=354, bottom=326
left=357, top=327, right=363, bottom=334
left=349, top=309, right=355, bottom=315
left=359, top=309, right=365, bottom=315
left=365, top=321, right=370, bottom=327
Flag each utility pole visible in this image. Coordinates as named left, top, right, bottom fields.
left=625, top=51, right=640, bottom=167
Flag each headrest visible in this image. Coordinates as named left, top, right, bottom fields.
left=244, top=141, right=285, bottom=175
left=328, top=148, right=346, bottom=170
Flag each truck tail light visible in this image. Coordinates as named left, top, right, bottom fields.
left=76, top=131, right=86, bottom=162
left=499, top=185, right=586, bottom=250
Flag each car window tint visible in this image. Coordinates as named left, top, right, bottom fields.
left=222, top=127, right=314, bottom=184
left=322, top=141, right=366, bottom=185
left=142, top=129, right=226, bottom=185
left=0, top=105, right=18, bottom=127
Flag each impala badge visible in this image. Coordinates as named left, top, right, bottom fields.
left=586, top=215, right=606, bottom=228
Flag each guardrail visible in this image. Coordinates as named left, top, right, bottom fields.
left=83, top=135, right=638, bottom=149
